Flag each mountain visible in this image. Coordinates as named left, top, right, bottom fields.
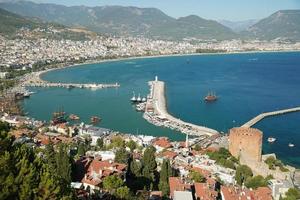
left=218, top=19, right=259, bottom=32
left=0, top=7, right=96, bottom=40
left=246, top=10, right=300, bottom=41
left=0, top=1, right=237, bottom=40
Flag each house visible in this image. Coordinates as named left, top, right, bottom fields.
left=78, top=124, right=111, bottom=146
left=173, top=191, right=193, bottom=200
left=268, top=179, right=293, bottom=200
left=80, top=157, right=127, bottom=191
left=169, top=177, right=192, bottom=199
left=221, top=185, right=272, bottom=200
left=153, top=137, right=172, bottom=152
left=194, top=182, right=218, bottom=200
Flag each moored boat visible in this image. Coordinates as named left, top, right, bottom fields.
left=69, top=114, right=80, bottom=120
left=288, top=143, right=295, bottom=148
left=204, top=91, right=217, bottom=102
left=267, top=137, right=276, bottom=143
left=91, top=116, right=101, bottom=124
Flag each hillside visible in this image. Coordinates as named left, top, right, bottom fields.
left=218, top=19, right=259, bottom=32
left=0, top=7, right=96, bottom=40
left=0, top=1, right=237, bottom=40
left=246, top=10, right=300, bottom=41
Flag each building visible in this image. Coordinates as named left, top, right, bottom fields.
left=229, top=127, right=262, bottom=164
left=169, top=177, right=192, bottom=199
left=268, top=179, right=293, bottom=200
left=173, top=191, right=193, bottom=200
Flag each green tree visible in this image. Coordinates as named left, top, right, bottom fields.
left=103, top=175, right=124, bottom=192
left=245, top=175, right=268, bottom=189
left=235, top=165, right=253, bottom=185
left=111, top=136, right=125, bottom=148
left=189, top=171, right=206, bottom=183
left=45, top=139, right=57, bottom=173
left=115, top=147, right=129, bottom=164
left=56, top=144, right=72, bottom=185
left=159, top=159, right=173, bottom=196
left=96, top=138, right=104, bottom=149
left=127, top=140, right=137, bottom=152
left=130, top=159, right=142, bottom=177
left=115, top=186, right=130, bottom=200
left=142, top=146, right=157, bottom=180
left=77, top=143, right=86, bottom=156
left=283, top=188, right=300, bottom=200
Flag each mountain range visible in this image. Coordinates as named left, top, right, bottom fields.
left=0, top=7, right=96, bottom=40
left=0, top=1, right=299, bottom=41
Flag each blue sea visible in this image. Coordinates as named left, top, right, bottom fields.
left=23, top=52, right=300, bottom=167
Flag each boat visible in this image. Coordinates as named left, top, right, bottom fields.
left=91, top=116, right=101, bottom=124
left=137, top=94, right=142, bottom=102
left=131, top=92, right=137, bottom=103
left=288, top=143, right=295, bottom=148
left=69, top=114, right=80, bottom=120
left=51, top=110, right=67, bottom=125
left=267, top=137, right=276, bottom=143
left=142, top=97, right=147, bottom=102
left=204, top=91, right=217, bottom=102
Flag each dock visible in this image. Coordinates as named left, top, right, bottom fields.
left=242, top=106, right=300, bottom=128
left=22, top=82, right=120, bottom=89
left=21, top=71, right=120, bottom=90
left=143, top=77, right=219, bottom=137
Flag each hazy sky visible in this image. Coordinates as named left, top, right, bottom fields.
left=8, top=0, right=300, bottom=21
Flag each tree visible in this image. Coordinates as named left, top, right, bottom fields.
left=245, top=175, right=268, bottom=189
left=115, top=147, right=129, bottom=164
left=115, top=186, right=130, bottom=200
left=77, top=143, right=86, bottom=156
left=130, top=159, right=142, bottom=177
left=283, top=188, right=300, bottom=200
left=189, top=171, right=206, bottom=183
left=159, top=159, right=173, bottom=196
left=96, top=138, right=104, bottom=149
left=235, top=165, right=253, bottom=185
left=111, top=136, right=125, bottom=148
left=45, top=139, right=57, bottom=173
left=103, top=175, right=124, bottom=191
left=127, top=140, right=137, bottom=152
left=142, top=146, right=157, bottom=180
left=55, top=144, right=72, bottom=185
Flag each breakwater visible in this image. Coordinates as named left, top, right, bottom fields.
left=242, top=107, right=300, bottom=128
left=143, top=77, right=219, bottom=137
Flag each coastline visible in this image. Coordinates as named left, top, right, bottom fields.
left=36, top=49, right=300, bottom=81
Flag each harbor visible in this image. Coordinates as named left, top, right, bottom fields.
left=142, top=76, right=219, bottom=137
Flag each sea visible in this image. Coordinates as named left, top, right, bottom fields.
left=23, top=51, right=300, bottom=167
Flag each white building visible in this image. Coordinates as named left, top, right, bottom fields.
left=268, top=179, right=293, bottom=200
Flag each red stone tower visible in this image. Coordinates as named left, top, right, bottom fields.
left=229, top=127, right=263, bottom=164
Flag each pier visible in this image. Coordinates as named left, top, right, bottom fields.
left=22, top=82, right=120, bottom=89
left=143, top=77, right=219, bottom=137
left=21, top=71, right=120, bottom=90
left=242, top=107, right=300, bottom=128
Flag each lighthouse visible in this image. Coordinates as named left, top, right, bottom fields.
left=155, top=76, right=158, bottom=82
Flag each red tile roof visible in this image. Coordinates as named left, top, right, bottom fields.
left=162, top=150, right=178, bottom=159
left=153, top=137, right=172, bottom=149
left=194, top=183, right=217, bottom=200
left=169, top=177, right=191, bottom=199
left=221, top=186, right=272, bottom=200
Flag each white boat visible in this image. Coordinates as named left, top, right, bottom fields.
left=142, top=97, right=147, bottom=102
left=131, top=92, right=137, bottom=102
left=288, top=143, right=295, bottom=148
left=137, top=94, right=142, bottom=102
left=267, top=137, right=276, bottom=143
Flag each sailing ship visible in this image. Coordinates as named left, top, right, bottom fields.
left=204, top=91, right=218, bottom=102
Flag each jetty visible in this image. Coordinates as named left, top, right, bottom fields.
left=143, top=76, right=219, bottom=137
left=242, top=106, right=300, bottom=128
left=21, top=71, right=120, bottom=90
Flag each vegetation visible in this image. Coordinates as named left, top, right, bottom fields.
left=207, top=147, right=238, bottom=169
left=126, top=139, right=137, bottom=152
left=245, top=175, right=273, bottom=189
left=159, top=159, right=173, bottom=197
left=189, top=171, right=206, bottom=183
left=115, top=147, right=130, bottom=164
left=235, top=165, right=253, bottom=185
left=196, top=48, right=227, bottom=53
left=282, top=188, right=300, bottom=200
left=0, top=121, right=74, bottom=199
left=265, top=156, right=289, bottom=172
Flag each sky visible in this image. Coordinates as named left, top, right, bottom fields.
left=4, top=0, right=300, bottom=21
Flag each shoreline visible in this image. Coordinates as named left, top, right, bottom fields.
left=37, top=49, right=300, bottom=80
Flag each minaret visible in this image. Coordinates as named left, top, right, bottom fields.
left=186, top=133, right=189, bottom=149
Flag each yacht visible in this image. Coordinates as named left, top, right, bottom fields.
left=267, top=137, right=276, bottom=143
left=288, top=143, right=295, bottom=148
